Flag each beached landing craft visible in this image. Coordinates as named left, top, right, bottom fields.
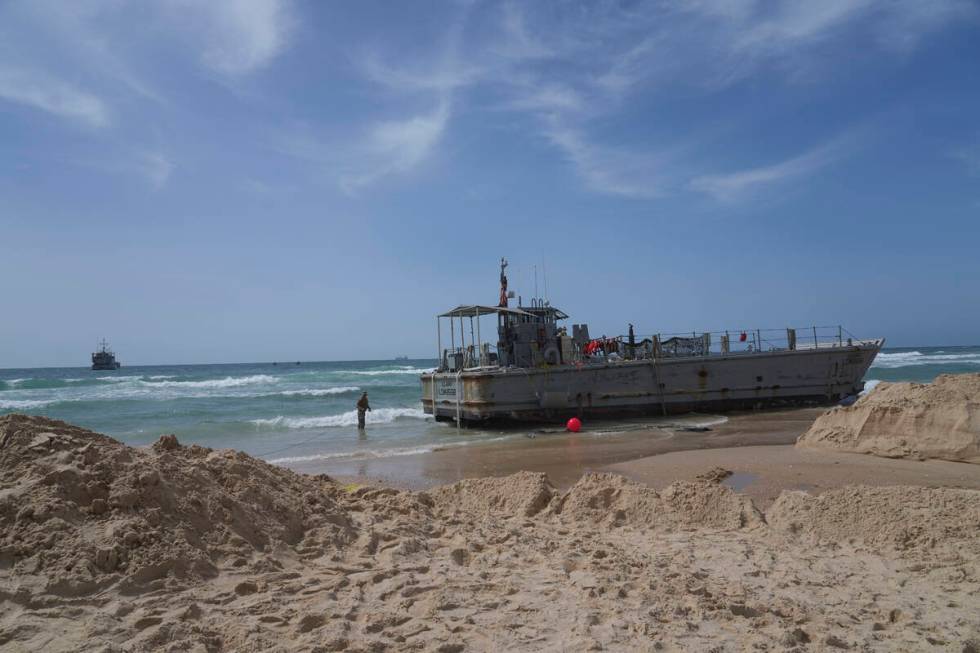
left=420, top=260, right=883, bottom=424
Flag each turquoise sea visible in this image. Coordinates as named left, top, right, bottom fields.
left=1, top=346, right=978, bottom=466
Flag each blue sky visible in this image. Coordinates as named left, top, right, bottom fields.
left=1, top=0, right=979, bottom=367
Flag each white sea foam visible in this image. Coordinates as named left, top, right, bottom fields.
left=0, top=398, right=53, bottom=409
left=267, top=435, right=513, bottom=464
left=861, top=379, right=881, bottom=395
left=3, top=378, right=28, bottom=387
left=346, top=368, right=434, bottom=376
left=95, top=375, right=143, bottom=382
left=872, top=351, right=980, bottom=369
left=913, top=353, right=980, bottom=361
left=147, top=375, right=175, bottom=380
left=875, top=350, right=923, bottom=358
left=252, top=407, right=428, bottom=429
left=673, top=415, right=730, bottom=428
left=141, top=374, right=279, bottom=389
left=278, top=386, right=360, bottom=397
left=268, top=445, right=439, bottom=464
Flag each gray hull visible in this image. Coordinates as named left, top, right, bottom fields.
left=421, top=340, right=882, bottom=424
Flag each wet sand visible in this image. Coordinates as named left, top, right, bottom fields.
left=285, top=407, right=824, bottom=489
left=607, top=444, right=980, bottom=509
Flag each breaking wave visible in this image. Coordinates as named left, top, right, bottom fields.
left=0, top=398, right=54, bottom=409
left=252, top=407, right=428, bottom=429
left=278, top=386, right=360, bottom=397
left=861, top=379, right=881, bottom=395
left=346, top=368, right=433, bottom=376
left=872, top=351, right=980, bottom=369
left=1, top=376, right=138, bottom=390
left=140, top=375, right=278, bottom=389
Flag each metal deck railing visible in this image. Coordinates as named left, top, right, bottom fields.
left=627, top=325, right=861, bottom=358
left=434, top=326, right=878, bottom=372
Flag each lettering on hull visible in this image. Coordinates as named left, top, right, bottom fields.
left=437, top=379, right=457, bottom=398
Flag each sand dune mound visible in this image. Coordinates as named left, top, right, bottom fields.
left=426, top=471, right=763, bottom=531
left=555, top=472, right=763, bottom=530
left=768, top=485, right=980, bottom=551
left=0, top=414, right=351, bottom=600
left=426, top=471, right=556, bottom=518
left=797, top=373, right=980, bottom=463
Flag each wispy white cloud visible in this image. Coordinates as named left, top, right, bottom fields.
left=186, top=0, right=295, bottom=76
left=676, top=0, right=975, bottom=83
left=12, top=1, right=166, bottom=105
left=545, top=124, right=665, bottom=199
left=730, top=1, right=877, bottom=54
left=873, top=0, right=977, bottom=52
left=561, top=0, right=977, bottom=98
left=274, top=99, right=452, bottom=194
left=339, top=100, right=451, bottom=194
left=501, top=80, right=586, bottom=114
left=4, top=0, right=958, bottom=203
left=688, top=137, right=848, bottom=201
left=0, top=66, right=109, bottom=128
left=437, top=0, right=964, bottom=200
left=58, top=146, right=175, bottom=189
left=139, top=152, right=174, bottom=189
left=322, top=11, right=478, bottom=192
left=593, top=37, right=661, bottom=95
left=493, top=2, right=554, bottom=60
left=361, top=52, right=480, bottom=93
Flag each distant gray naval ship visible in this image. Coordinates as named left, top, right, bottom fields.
left=91, top=338, right=122, bottom=370
left=421, top=259, right=883, bottom=424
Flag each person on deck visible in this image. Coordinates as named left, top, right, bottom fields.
left=356, top=392, right=371, bottom=429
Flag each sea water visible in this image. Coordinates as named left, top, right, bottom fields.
left=1, top=346, right=977, bottom=465
left=861, top=346, right=980, bottom=388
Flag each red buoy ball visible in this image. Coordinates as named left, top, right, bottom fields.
left=566, top=417, right=582, bottom=432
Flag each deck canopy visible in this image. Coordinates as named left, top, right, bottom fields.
left=438, top=305, right=538, bottom=318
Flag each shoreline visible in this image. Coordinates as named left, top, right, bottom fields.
left=280, top=407, right=826, bottom=489
left=284, top=405, right=980, bottom=508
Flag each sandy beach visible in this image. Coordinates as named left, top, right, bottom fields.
left=3, top=378, right=980, bottom=652
left=2, top=377, right=980, bottom=651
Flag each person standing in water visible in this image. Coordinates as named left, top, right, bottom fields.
left=356, top=392, right=371, bottom=428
